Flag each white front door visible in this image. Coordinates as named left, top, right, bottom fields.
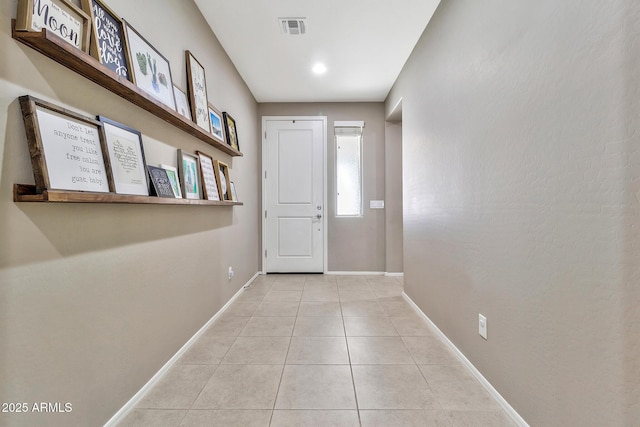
left=263, top=118, right=326, bottom=273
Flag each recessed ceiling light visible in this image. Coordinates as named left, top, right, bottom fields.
left=312, top=63, right=327, bottom=75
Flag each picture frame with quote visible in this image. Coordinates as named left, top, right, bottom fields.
left=178, top=150, right=201, bottom=200
left=213, top=159, right=231, bottom=201
left=16, top=0, right=91, bottom=53
left=208, top=104, right=224, bottom=144
left=159, top=164, right=182, bottom=198
left=124, top=20, right=176, bottom=110
left=147, top=165, right=175, bottom=198
left=185, top=51, right=210, bottom=132
left=196, top=151, right=220, bottom=201
left=173, top=85, right=192, bottom=121
left=97, top=116, right=149, bottom=196
left=18, top=95, right=112, bottom=194
left=80, top=0, right=131, bottom=80
left=222, top=112, right=239, bottom=151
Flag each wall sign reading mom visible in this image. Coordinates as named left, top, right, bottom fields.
left=18, top=96, right=112, bottom=193
left=81, top=0, right=130, bottom=80
left=16, top=0, right=90, bottom=52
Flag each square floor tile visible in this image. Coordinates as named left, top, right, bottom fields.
left=339, top=288, right=378, bottom=301
left=205, top=316, right=250, bottom=337
left=263, top=291, right=303, bottom=302
left=420, top=365, right=499, bottom=411
left=380, top=301, right=417, bottom=317
left=293, top=316, right=345, bottom=337
left=286, top=337, right=349, bottom=364
left=341, top=301, right=386, bottom=317
left=298, top=301, right=342, bottom=317
left=275, top=365, right=356, bottom=409
left=137, top=365, right=215, bottom=409
left=222, top=337, right=290, bottom=364
left=347, top=337, right=415, bottom=364
left=118, top=409, right=186, bottom=427
left=179, top=410, right=272, bottom=427
left=271, top=410, right=359, bottom=426
left=301, top=288, right=340, bottom=302
left=352, top=365, right=439, bottom=410
left=402, top=336, right=458, bottom=365
left=390, top=316, right=434, bottom=336
left=253, top=301, right=300, bottom=317
left=224, top=302, right=259, bottom=317
left=192, top=365, right=283, bottom=409
left=343, top=316, right=399, bottom=336
left=304, top=275, right=337, bottom=285
left=446, top=410, right=517, bottom=427
left=240, top=317, right=295, bottom=336
left=359, top=410, right=451, bottom=427
left=178, top=336, right=236, bottom=365
left=271, top=282, right=305, bottom=291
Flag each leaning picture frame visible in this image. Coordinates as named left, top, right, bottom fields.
left=186, top=51, right=210, bottom=132
left=80, top=0, right=131, bottom=80
left=18, top=95, right=112, bottom=194
left=173, top=85, right=192, bottom=121
left=214, top=159, right=232, bottom=201
left=97, top=116, right=149, bottom=196
left=124, top=20, right=176, bottom=110
left=16, top=0, right=91, bottom=52
left=159, top=164, right=182, bottom=198
left=208, top=104, right=225, bottom=144
left=196, top=151, right=220, bottom=201
left=230, top=181, right=238, bottom=202
left=222, top=112, right=239, bottom=151
left=178, top=150, right=201, bottom=200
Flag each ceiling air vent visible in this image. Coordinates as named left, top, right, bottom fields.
left=279, top=18, right=307, bottom=35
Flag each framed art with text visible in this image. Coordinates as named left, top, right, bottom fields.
left=81, top=0, right=130, bottom=80
left=124, top=20, right=176, bottom=110
left=16, top=0, right=91, bottom=52
left=178, top=149, right=201, bottom=199
left=213, top=159, right=231, bottom=201
left=159, top=164, right=182, bottom=198
left=97, top=116, right=149, bottom=196
left=186, top=51, right=210, bottom=132
left=147, top=165, right=175, bottom=198
left=196, top=151, right=220, bottom=201
left=18, top=95, right=112, bottom=194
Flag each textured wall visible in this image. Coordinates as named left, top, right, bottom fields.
left=384, top=121, right=403, bottom=273
left=386, top=0, right=640, bottom=425
left=0, top=0, right=260, bottom=425
left=258, top=103, right=387, bottom=272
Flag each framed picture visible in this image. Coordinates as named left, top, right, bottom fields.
left=16, top=0, right=91, bottom=52
left=208, top=104, right=225, bottom=144
left=159, top=164, right=182, bottom=198
left=214, top=160, right=232, bottom=201
left=147, top=165, right=175, bottom=198
left=222, top=112, right=239, bottom=151
left=178, top=150, right=201, bottom=199
left=18, top=95, right=112, bottom=193
left=80, top=0, right=130, bottom=80
left=230, top=181, right=238, bottom=202
left=97, top=116, right=149, bottom=196
left=185, top=51, right=210, bottom=132
left=173, top=85, right=192, bottom=120
left=196, top=151, right=220, bottom=201
left=124, top=21, right=176, bottom=110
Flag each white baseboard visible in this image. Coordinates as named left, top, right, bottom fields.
left=104, top=272, right=261, bottom=427
left=384, top=272, right=404, bottom=277
left=403, top=292, right=529, bottom=427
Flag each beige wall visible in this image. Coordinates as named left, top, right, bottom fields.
left=386, top=0, right=640, bottom=425
left=258, top=103, right=388, bottom=272
left=384, top=121, right=403, bottom=273
left=0, top=0, right=260, bottom=425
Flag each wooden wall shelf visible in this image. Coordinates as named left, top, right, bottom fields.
left=11, top=20, right=242, bottom=158
left=14, top=184, right=243, bottom=206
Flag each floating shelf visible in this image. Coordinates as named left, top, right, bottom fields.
left=11, top=20, right=242, bottom=157
left=14, top=184, right=243, bottom=206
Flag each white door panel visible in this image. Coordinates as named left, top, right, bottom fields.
left=265, top=119, right=325, bottom=273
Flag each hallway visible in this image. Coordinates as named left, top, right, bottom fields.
left=118, top=275, right=515, bottom=426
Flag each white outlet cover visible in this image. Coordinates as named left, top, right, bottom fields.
left=370, top=200, right=384, bottom=209
left=478, top=314, right=487, bottom=340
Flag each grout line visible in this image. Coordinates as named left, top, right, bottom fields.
left=340, top=296, right=363, bottom=427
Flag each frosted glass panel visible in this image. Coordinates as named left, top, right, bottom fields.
left=336, top=135, right=362, bottom=216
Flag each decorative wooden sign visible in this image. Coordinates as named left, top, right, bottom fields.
left=19, top=95, right=112, bottom=193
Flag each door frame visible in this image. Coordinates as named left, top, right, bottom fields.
left=261, top=116, right=328, bottom=274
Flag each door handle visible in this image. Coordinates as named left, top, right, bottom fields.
left=316, top=214, right=322, bottom=219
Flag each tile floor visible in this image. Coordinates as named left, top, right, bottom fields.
left=118, top=275, right=517, bottom=427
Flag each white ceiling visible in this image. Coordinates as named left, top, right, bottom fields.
left=194, top=0, right=441, bottom=103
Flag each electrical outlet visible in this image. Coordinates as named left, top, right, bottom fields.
left=478, top=314, right=487, bottom=340
left=228, top=266, right=234, bottom=280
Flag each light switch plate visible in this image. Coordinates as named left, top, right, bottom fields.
left=479, top=314, right=487, bottom=340
left=370, top=200, right=384, bottom=209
